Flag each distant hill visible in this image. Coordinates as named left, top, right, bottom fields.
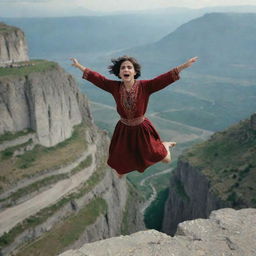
left=126, top=13, right=256, bottom=80
left=0, top=14, right=194, bottom=60
left=108, top=13, right=256, bottom=132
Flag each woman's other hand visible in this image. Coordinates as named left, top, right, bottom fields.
left=70, top=58, right=86, bottom=72
left=177, top=56, right=198, bottom=72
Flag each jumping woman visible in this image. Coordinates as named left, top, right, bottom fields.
left=71, top=56, right=198, bottom=178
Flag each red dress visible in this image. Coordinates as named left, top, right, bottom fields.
left=82, top=68, right=180, bottom=174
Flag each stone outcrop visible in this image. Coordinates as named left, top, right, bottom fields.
left=0, top=23, right=29, bottom=66
left=162, top=114, right=256, bottom=235
left=58, top=208, right=256, bottom=256
left=0, top=63, right=90, bottom=147
left=162, top=160, right=227, bottom=235
left=251, top=112, right=256, bottom=130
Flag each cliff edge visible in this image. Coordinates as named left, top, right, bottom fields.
left=59, top=208, right=256, bottom=256
left=163, top=113, right=256, bottom=235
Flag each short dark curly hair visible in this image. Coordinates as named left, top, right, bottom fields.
left=108, top=55, right=141, bottom=79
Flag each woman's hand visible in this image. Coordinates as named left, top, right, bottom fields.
left=70, top=58, right=86, bottom=72
left=177, top=56, right=198, bottom=72
left=186, top=57, right=198, bottom=68
left=70, top=58, right=80, bottom=68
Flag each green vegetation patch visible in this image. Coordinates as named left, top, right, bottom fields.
left=0, top=174, right=68, bottom=205
left=16, top=197, right=107, bottom=256
left=174, top=180, right=190, bottom=201
left=0, top=23, right=17, bottom=33
left=0, top=60, right=58, bottom=77
left=16, top=124, right=87, bottom=170
left=181, top=118, right=256, bottom=207
left=1, top=139, right=33, bottom=160
left=0, top=165, right=106, bottom=248
left=144, top=188, right=169, bottom=231
left=0, top=129, right=34, bottom=144
left=0, top=123, right=88, bottom=190
left=0, top=154, right=92, bottom=205
left=127, top=161, right=177, bottom=200
left=70, top=155, right=92, bottom=175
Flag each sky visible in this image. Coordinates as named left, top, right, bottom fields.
left=0, top=0, right=256, bottom=16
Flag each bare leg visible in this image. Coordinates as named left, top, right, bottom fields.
left=115, top=171, right=124, bottom=179
left=161, top=141, right=176, bottom=163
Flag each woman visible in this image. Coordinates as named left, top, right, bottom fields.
left=71, top=56, right=198, bottom=178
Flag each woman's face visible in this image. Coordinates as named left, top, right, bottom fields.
left=119, top=60, right=137, bottom=82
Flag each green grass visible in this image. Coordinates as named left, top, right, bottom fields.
left=0, top=165, right=107, bottom=248
left=16, top=123, right=87, bottom=170
left=0, top=154, right=92, bottom=206
left=1, top=139, right=33, bottom=160
left=0, top=23, right=17, bottom=33
left=15, top=197, right=107, bottom=256
left=144, top=188, right=169, bottom=231
left=127, top=161, right=177, bottom=200
left=70, top=155, right=92, bottom=175
left=0, top=60, right=58, bottom=77
left=0, top=174, right=68, bottom=205
left=181, top=118, right=256, bottom=207
left=174, top=180, right=190, bottom=201
left=0, top=129, right=34, bottom=144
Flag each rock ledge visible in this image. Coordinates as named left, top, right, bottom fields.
left=59, top=208, right=256, bottom=256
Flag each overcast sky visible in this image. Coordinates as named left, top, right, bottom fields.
left=1, top=0, right=256, bottom=16
left=2, top=0, right=256, bottom=11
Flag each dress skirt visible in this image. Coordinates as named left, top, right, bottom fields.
left=107, top=118, right=168, bottom=174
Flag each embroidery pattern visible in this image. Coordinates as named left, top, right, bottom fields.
left=120, top=82, right=138, bottom=119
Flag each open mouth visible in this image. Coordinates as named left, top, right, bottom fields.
left=124, top=74, right=130, bottom=78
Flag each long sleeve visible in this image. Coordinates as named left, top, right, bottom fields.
left=144, top=68, right=180, bottom=95
left=82, top=68, right=117, bottom=94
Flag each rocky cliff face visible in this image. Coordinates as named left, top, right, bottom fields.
left=59, top=208, right=256, bottom=256
left=162, top=160, right=227, bottom=235
left=0, top=23, right=29, bottom=66
left=0, top=62, right=89, bottom=147
left=162, top=113, right=256, bottom=235
left=0, top=24, right=145, bottom=256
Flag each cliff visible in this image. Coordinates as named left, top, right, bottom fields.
left=163, top=113, right=256, bottom=235
left=0, top=23, right=29, bottom=66
left=0, top=60, right=89, bottom=147
left=58, top=208, right=256, bottom=256
left=0, top=24, right=145, bottom=256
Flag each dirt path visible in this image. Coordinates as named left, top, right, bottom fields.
left=140, top=167, right=173, bottom=214
left=0, top=150, right=92, bottom=200
left=0, top=143, right=97, bottom=236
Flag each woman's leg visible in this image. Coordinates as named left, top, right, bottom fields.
left=161, top=142, right=176, bottom=163
left=115, top=171, right=124, bottom=179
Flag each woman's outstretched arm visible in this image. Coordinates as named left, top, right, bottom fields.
left=70, top=58, right=117, bottom=94
left=145, top=56, right=199, bottom=94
